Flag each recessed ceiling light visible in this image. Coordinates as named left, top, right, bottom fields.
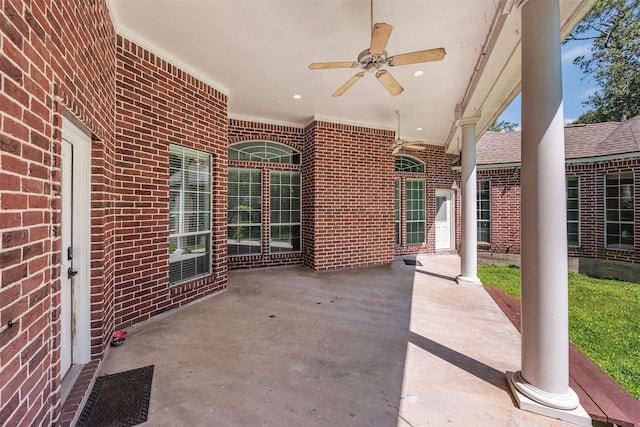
left=413, top=70, right=424, bottom=77
left=416, top=127, right=423, bottom=131
left=293, top=94, right=302, bottom=100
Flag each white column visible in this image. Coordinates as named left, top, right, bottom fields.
left=507, top=1, right=588, bottom=424
left=456, top=119, right=481, bottom=285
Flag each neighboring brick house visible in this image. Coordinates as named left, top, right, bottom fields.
left=475, top=117, right=640, bottom=282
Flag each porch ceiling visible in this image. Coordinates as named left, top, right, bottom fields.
left=107, top=0, right=594, bottom=153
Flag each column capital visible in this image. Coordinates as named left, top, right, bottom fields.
left=456, top=116, right=481, bottom=127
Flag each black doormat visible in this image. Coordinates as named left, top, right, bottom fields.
left=77, top=365, right=154, bottom=427
left=403, top=258, right=422, bottom=266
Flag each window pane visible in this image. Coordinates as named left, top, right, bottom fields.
left=169, top=145, right=211, bottom=285
left=269, top=171, right=301, bottom=253
left=395, top=179, right=401, bottom=245
left=477, top=180, right=491, bottom=243
left=621, top=223, right=634, bottom=243
left=395, top=155, right=425, bottom=173
left=228, top=168, right=262, bottom=255
left=229, top=141, right=301, bottom=164
left=406, top=179, right=425, bottom=245
left=605, top=173, right=635, bottom=250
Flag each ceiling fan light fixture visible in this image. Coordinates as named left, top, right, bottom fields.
left=357, top=49, right=387, bottom=72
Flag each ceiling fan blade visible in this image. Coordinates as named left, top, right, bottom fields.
left=369, top=23, right=393, bottom=55
left=388, top=48, right=446, bottom=66
left=332, top=72, right=365, bottom=97
left=375, top=70, right=404, bottom=96
left=309, top=61, right=359, bottom=70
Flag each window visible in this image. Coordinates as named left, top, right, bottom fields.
left=395, top=156, right=426, bottom=246
left=395, top=155, right=425, bottom=173
left=229, top=141, right=300, bottom=164
left=228, top=141, right=302, bottom=256
left=228, top=168, right=262, bottom=255
left=270, top=171, right=301, bottom=253
left=567, top=177, right=580, bottom=247
left=477, top=180, right=490, bottom=243
left=169, top=145, right=211, bottom=285
left=406, top=179, right=425, bottom=245
left=394, top=178, right=401, bottom=245
left=605, top=172, right=634, bottom=250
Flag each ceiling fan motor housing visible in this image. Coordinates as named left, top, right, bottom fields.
left=358, top=49, right=388, bottom=72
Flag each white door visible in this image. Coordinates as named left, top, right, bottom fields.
left=435, top=190, right=453, bottom=250
left=60, top=139, right=73, bottom=377
left=60, top=117, right=92, bottom=379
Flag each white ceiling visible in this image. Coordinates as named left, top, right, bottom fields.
left=107, top=0, right=594, bottom=152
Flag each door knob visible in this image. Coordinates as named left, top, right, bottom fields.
left=67, top=267, right=78, bottom=279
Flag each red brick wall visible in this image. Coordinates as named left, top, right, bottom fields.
left=302, top=122, right=317, bottom=268
left=394, top=146, right=460, bottom=256
left=303, top=121, right=396, bottom=270
left=114, top=36, right=228, bottom=329
left=228, top=119, right=304, bottom=269
left=1, top=1, right=117, bottom=425
left=478, top=159, right=640, bottom=264
left=566, top=159, right=640, bottom=263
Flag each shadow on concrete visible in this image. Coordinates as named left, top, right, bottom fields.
left=414, top=267, right=458, bottom=282
left=408, top=331, right=508, bottom=391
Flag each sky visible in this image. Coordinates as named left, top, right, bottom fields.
left=497, top=39, right=597, bottom=128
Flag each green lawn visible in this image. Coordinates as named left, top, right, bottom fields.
left=478, top=264, right=640, bottom=401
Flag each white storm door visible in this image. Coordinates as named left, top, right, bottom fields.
left=60, top=116, right=92, bottom=379
left=60, top=139, right=73, bottom=377
left=435, top=190, right=453, bottom=250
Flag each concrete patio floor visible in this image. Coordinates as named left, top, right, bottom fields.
left=97, top=255, right=579, bottom=426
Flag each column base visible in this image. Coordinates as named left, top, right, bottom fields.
left=507, top=371, right=590, bottom=426
left=455, top=275, right=482, bottom=285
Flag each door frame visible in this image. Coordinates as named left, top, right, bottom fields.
left=435, top=189, right=455, bottom=250
left=61, top=115, right=92, bottom=376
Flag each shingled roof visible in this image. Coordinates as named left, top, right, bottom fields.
left=476, top=116, right=640, bottom=166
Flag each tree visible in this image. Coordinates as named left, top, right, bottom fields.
left=488, top=120, right=519, bottom=132
left=566, top=0, right=640, bottom=123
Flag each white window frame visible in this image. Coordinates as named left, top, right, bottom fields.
left=477, top=179, right=491, bottom=243
left=566, top=176, right=580, bottom=248
left=394, top=178, right=401, bottom=246
left=405, top=178, right=426, bottom=245
left=228, top=168, right=263, bottom=256
left=169, top=145, right=212, bottom=286
left=269, top=170, right=301, bottom=254
left=604, top=172, right=635, bottom=251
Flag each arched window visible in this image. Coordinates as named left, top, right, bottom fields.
left=395, top=155, right=425, bottom=173
left=228, top=141, right=302, bottom=256
left=229, top=141, right=301, bottom=164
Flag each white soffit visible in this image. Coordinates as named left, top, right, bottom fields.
left=106, top=1, right=593, bottom=152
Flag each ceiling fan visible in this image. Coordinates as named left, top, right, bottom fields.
left=392, top=110, right=426, bottom=154
left=308, top=8, right=446, bottom=97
